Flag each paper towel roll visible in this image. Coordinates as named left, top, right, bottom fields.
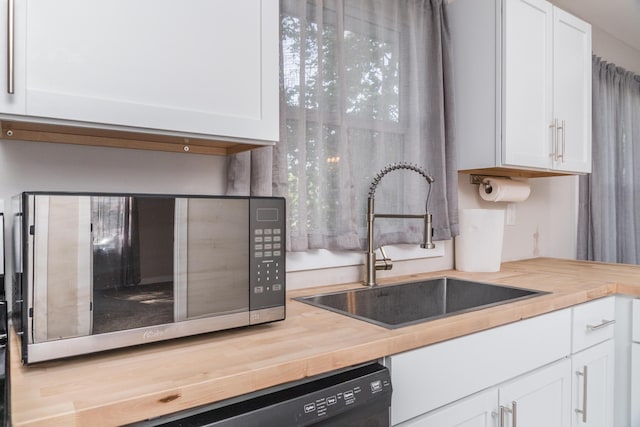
left=479, top=177, right=531, bottom=202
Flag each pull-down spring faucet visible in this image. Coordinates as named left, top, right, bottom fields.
left=364, top=162, right=435, bottom=287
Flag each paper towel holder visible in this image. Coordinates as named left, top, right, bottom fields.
left=469, top=174, right=513, bottom=185
left=469, top=174, right=512, bottom=192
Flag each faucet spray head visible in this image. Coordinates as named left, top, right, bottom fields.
left=421, top=213, right=435, bottom=249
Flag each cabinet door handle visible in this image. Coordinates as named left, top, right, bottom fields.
left=500, top=401, right=517, bottom=427
left=586, top=318, right=616, bottom=331
left=555, top=119, right=564, bottom=161
left=7, top=0, right=15, bottom=94
left=561, top=119, right=566, bottom=162
left=550, top=119, right=558, bottom=160
left=575, top=366, right=588, bottom=423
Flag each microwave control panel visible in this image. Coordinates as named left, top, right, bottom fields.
left=249, top=197, right=286, bottom=313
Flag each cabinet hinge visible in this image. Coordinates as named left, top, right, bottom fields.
left=29, top=225, right=35, bottom=235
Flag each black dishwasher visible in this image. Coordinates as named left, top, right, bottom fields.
left=131, top=362, right=392, bottom=427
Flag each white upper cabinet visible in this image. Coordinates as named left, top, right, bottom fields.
left=0, top=0, right=279, bottom=144
left=449, top=0, right=592, bottom=175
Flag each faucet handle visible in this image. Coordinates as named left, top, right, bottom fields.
left=375, top=246, right=393, bottom=271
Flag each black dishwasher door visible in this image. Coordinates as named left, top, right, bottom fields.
left=133, top=363, right=392, bottom=427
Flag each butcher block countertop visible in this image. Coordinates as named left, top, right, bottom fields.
left=8, top=258, right=640, bottom=426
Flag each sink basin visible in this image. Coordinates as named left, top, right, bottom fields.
left=295, top=277, right=548, bottom=329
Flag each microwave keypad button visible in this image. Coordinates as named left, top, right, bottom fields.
left=274, top=243, right=281, bottom=250
left=255, top=244, right=263, bottom=250
left=274, top=228, right=281, bottom=234
left=264, top=229, right=272, bottom=235
left=273, top=284, right=282, bottom=291
left=255, top=252, right=264, bottom=258
left=264, top=243, right=272, bottom=250
left=254, top=286, right=264, bottom=294
left=264, top=236, right=272, bottom=243
left=255, top=229, right=263, bottom=235
left=255, top=236, right=263, bottom=243
left=274, top=250, right=281, bottom=257
left=264, top=251, right=273, bottom=257
left=274, top=235, right=281, bottom=242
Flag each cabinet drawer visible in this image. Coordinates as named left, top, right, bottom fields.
left=572, top=297, right=615, bottom=353
left=633, top=299, right=640, bottom=343
left=387, top=308, right=571, bottom=425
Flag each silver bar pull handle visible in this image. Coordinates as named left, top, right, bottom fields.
left=561, top=119, right=566, bottom=162
left=7, top=0, right=15, bottom=94
left=555, top=119, right=564, bottom=161
left=500, top=402, right=517, bottom=427
left=550, top=119, right=558, bottom=160
left=499, top=405, right=507, bottom=427
left=575, top=366, right=588, bottom=423
left=586, top=319, right=616, bottom=331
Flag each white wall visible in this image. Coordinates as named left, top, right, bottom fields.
left=0, top=138, right=227, bottom=300
left=591, top=27, right=640, bottom=75
left=457, top=174, right=579, bottom=262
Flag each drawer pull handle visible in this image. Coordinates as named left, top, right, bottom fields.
left=575, top=366, right=588, bottom=422
left=586, top=319, right=616, bottom=331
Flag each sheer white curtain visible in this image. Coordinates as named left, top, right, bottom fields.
left=578, top=57, right=640, bottom=264
left=228, top=0, right=458, bottom=252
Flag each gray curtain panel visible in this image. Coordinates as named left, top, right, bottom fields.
left=578, top=56, right=640, bottom=264
left=227, top=0, right=458, bottom=252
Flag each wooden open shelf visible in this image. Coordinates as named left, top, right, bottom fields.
left=0, top=120, right=271, bottom=156
left=459, top=167, right=576, bottom=179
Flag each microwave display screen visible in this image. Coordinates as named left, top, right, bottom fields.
left=256, top=207, right=279, bottom=222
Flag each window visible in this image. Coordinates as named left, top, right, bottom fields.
left=227, top=0, right=458, bottom=254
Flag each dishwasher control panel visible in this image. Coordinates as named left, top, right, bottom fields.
left=296, top=364, right=392, bottom=423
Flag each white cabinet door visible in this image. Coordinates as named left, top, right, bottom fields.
left=499, top=359, right=572, bottom=427
left=4, top=0, right=278, bottom=143
left=631, top=299, right=640, bottom=426
left=571, top=340, right=614, bottom=427
left=632, top=343, right=640, bottom=426
left=502, top=0, right=553, bottom=170
left=399, top=389, right=497, bottom=427
left=551, top=7, right=592, bottom=173
left=0, top=0, right=26, bottom=114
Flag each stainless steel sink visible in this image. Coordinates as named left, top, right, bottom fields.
left=295, top=277, right=548, bottom=329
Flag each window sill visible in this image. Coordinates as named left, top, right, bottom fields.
left=286, top=243, right=445, bottom=272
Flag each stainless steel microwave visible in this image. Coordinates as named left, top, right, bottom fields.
left=12, top=192, right=286, bottom=364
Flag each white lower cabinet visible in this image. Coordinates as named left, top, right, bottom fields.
left=386, top=309, right=572, bottom=425
left=631, top=299, right=640, bottom=426
left=387, top=298, right=623, bottom=427
left=632, top=344, right=640, bottom=425
left=571, top=340, right=615, bottom=427
left=399, top=359, right=571, bottom=427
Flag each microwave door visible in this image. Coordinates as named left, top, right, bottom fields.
left=174, top=198, right=250, bottom=322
